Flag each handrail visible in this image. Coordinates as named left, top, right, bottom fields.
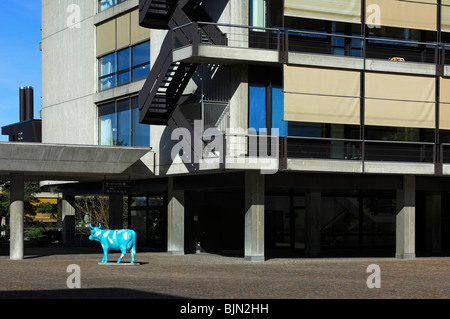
left=174, top=21, right=282, bottom=33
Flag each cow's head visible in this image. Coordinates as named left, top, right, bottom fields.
left=89, top=224, right=102, bottom=241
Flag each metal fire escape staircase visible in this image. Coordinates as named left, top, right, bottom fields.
left=138, top=0, right=227, bottom=125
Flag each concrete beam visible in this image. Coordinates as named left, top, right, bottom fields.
left=244, top=171, right=265, bottom=262
left=10, top=173, right=24, bottom=260
left=396, top=175, right=416, bottom=259
left=0, top=142, right=153, bottom=179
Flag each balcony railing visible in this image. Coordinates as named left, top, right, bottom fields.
left=171, top=21, right=450, bottom=70
left=199, top=133, right=443, bottom=168
left=283, top=137, right=435, bottom=163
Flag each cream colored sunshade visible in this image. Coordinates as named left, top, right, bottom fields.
left=131, top=10, right=150, bottom=45
left=97, top=10, right=150, bottom=57
left=284, top=65, right=361, bottom=125
left=116, top=13, right=131, bottom=50
left=442, top=0, right=450, bottom=32
left=440, top=77, right=450, bottom=129
left=96, top=19, right=116, bottom=57
left=366, top=0, right=437, bottom=31
left=365, top=72, right=435, bottom=129
left=284, top=0, right=361, bottom=24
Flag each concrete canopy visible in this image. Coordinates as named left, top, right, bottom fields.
left=0, top=142, right=155, bottom=181
left=0, top=142, right=155, bottom=260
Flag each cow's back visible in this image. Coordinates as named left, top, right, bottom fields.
left=100, top=229, right=135, bottom=251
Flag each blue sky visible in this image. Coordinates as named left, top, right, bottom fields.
left=0, top=0, right=42, bottom=142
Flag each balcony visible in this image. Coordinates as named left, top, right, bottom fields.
left=170, top=21, right=450, bottom=77
left=192, top=133, right=448, bottom=175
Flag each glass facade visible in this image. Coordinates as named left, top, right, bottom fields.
left=130, top=195, right=166, bottom=249
left=98, top=41, right=150, bottom=92
left=98, top=0, right=127, bottom=13
left=98, top=96, right=150, bottom=147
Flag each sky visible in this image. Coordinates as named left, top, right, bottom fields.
left=0, top=0, right=42, bottom=142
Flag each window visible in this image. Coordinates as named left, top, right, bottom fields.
left=98, top=0, right=127, bottom=13
left=98, top=96, right=150, bottom=147
left=98, top=53, right=116, bottom=91
left=98, top=41, right=150, bottom=92
left=132, top=41, right=151, bottom=82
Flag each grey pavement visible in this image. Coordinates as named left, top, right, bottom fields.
left=0, top=247, right=448, bottom=300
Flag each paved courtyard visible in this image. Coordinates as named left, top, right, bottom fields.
left=0, top=247, right=448, bottom=300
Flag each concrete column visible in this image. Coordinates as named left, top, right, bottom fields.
left=396, top=175, right=416, bottom=259
left=109, top=195, right=123, bottom=229
left=426, top=193, right=441, bottom=254
left=244, top=171, right=265, bottom=262
left=10, top=173, right=24, bottom=260
left=306, top=192, right=321, bottom=257
left=167, top=177, right=185, bottom=255
left=61, top=194, right=76, bottom=247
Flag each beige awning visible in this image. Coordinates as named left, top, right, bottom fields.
left=284, top=0, right=361, bottom=24
left=365, top=72, right=436, bottom=129
left=366, top=0, right=437, bottom=31
left=284, top=65, right=361, bottom=125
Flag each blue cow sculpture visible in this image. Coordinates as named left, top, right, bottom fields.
left=89, top=224, right=137, bottom=264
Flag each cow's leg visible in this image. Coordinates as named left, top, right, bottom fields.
left=102, top=245, right=108, bottom=263
left=130, top=239, right=136, bottom=264
left=117, top=245, right=127, bottom=263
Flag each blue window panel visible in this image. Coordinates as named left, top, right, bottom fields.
left=132, top=97, right=150, bottom=147
left=271, top=87, right=287, bottom=137
left=117, top=99, right=130, bottom=146
left=249, top=84, right=266, bottom=133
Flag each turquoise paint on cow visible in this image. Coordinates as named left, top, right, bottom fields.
left=89, top=224, right=137, bottom=264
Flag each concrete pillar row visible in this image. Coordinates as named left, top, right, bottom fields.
left=10, top=173, right=24, bottom=260
left=396, top=175, right=416, bottom=259
left=167, top=177, right=185, bottom=255
left=244, top=171, right=265, bottom=262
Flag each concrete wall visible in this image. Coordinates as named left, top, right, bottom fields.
left=149, top=0, right=251, bottom=175
left=41, top=0, right=97, bottom=145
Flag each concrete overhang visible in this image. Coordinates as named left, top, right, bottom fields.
left=173, top=45, right=281, bottom=65
left=0, top=142, right=155, bottom=181
left=284, top=158, right=437, bottom=176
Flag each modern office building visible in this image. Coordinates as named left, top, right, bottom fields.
left=36, top=0, right=450, bottom=261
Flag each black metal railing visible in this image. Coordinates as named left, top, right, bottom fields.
left=200, top=134, right=442, bottom=166
left=169, top=21, right=450, bottom=70
left=283, top=137, right=436, bottom=164
left=285, top=136, right=362, bottom=160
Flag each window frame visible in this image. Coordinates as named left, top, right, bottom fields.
left=98, top=0, right=128, bottom=13
left=98, top=40, right=150, bottom=92
left=98, top=96, right=150, bottom=147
